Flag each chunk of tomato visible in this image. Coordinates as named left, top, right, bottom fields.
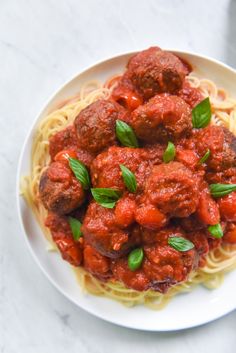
left=54, top=149, right=77, bottom=162
left=196, top=190, right=220, bottom=225
left=218, top=192, right=236, bottom=222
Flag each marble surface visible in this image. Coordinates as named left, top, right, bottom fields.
left=1, top=0, right=236, bottom=351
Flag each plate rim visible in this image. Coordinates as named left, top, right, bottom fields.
left=16, top=49, right=236, bottom=331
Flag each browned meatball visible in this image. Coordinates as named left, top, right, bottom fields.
left=126, top=47, right=189, bottom=99
left=112, top=258, right=149, bottom=292
left=143, top=243, right=196, bottom=291
left=186, top=231, right=209, bottom=258
left=179, top=214, right=205, bottom=232
left=112, top=227, right=197, bottom=292
left=177, top=80, right=203, bottom=108
left=49, top=125, right=79, bottom=159
left=206, top=167, right=236, bottom=184
left=193, top=125, right=236, bottom=172
left=142, top=143, right=165, bottom=164
left=144, top=162, right=200, bottom=218
left=39, top=161, right=85, bottom=214
left=91, top=146, right=155, bottom=191
left=45, top=213, right=83, bottom=266
left=49, top=125, right=95, bottom=168
left=83, top=244, right=111, bottom=280
left=74, top=99, right=129, bottom=153
left=130, top=94, right=192, bottom=143
left=82, top=201, right=140, bottom=258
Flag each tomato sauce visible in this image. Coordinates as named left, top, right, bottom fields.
left=39, top=46, right=236, bottom=293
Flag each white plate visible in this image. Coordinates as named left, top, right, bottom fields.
left=17, top=50, right=236, bottom=331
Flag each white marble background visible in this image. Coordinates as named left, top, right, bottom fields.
left=1, top=0, right=236, bottom=351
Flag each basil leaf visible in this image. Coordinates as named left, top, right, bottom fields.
left=69, top=158, right=90, bottom=190
left=198, top=149, right=211, bottom=164
left=210, top=183, right=236, bottom=198
left=120, top=164, right=137, bottom=193
left=91, top=188, right=121, bottom=208
left=68, top=217, right=82, bottom=241
left=116, top=120, right=139, bottom=148
left=128, top=248, right=144, bottom=271
left=192, top=97, right=211, bottom=128
left=208, top=223, right=223, bottom=239
left=168, top=236, right=194, bottom=252
left=163, top=141, right=176, bottom=163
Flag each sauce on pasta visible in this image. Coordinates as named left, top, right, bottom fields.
left=21, top=46, right=236, bottom=309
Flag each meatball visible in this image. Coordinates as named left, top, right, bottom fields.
left=49, top=125, right=79, bottom=159
left=74, top=99, right=129, bottom=153
left=45, top=213, right=83, bottom=266
left=83, top=244, right=111, bottom=280
left=49, top=125, right=94, bottom=167
left=186, top=231, right=209, bottom=267
left=143, top=243, right=196, bottom=291
left=194, top=125, right=236, bottom=172
left=112, top=258, right=150, bottom=292
left=205, top=167, right=236, bottom=184
left=141, top=226, right=183, bottom=245
left=179, top=214, right=205, bottom=232
left=186, top=231, right=209, bottom=257
left=144, top=162, right=200, bottom=217
left=39, top=161, right=85, bottom=214
left=208, top=237, right=222, bottom=251
left=91, top=146, right=158, bottom=191
left=75, top=149, right=95, bottom=168
left=143, top=143, right=165, bottom=165
left=82, top=201, right=140, bottom=258
left=130, top=94, right=192, bottom=143
left=126, top=47, right=189, bottom=99
left=178, top=80, right=203, bottom=108
left=112, top=227, right=197, bottom=292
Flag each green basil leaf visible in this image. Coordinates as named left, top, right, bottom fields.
left=192, top=97, right=211, bottom=128
left=91, top=188, right=121, bottom=208
left=116, top=120, right=139, bottom=148
left=163, top=141, right=176, bottom=163
left=168, top=236, right=194, bottom=252
left=69, top=158, right=90, bottom=190
left=210, top=183, right=236, bottom=198
left=208, top=223, right=223, bottom=239
left=68, top=217, right=82, bottom=241
left=128, top=248, right=144, bottom=271
left=198, top=149, right=211, bottom=165
left=120, top=164, right=137, bottom=193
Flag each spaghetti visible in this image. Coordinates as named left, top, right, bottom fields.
left=21, top=74, right=236, bottom=310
